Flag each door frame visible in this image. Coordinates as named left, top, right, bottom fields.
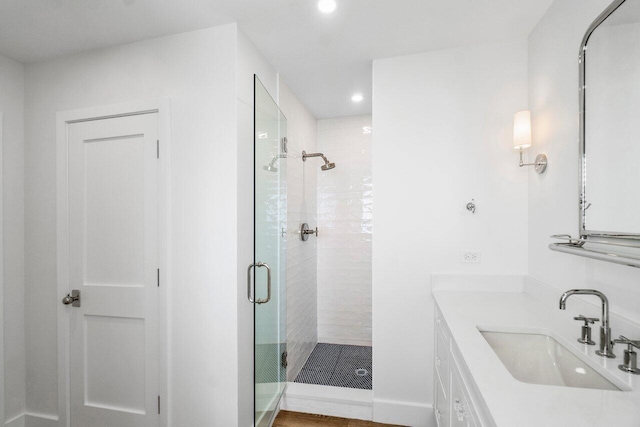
left=0, top=112, right=5, bottom=425
left=56, top=99, right=170, bottom=427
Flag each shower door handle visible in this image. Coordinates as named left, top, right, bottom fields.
left=247, top=262, right=272, bottom=304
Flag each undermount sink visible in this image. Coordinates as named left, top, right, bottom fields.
left=480, top=331, right=621, bottom=391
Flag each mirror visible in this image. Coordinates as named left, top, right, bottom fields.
left=549, top=0, right=640, bottom=267
left=580, top=0, right=640, bottom=237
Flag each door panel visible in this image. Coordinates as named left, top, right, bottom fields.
left=67, top=113, right=159, bottom=427
left=84, top=135, right=146, bottom=286
left=254, top=76, right=287, bottom=427
left=84, top=315, right=146, bottom=413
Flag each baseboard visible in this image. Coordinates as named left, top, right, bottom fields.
left=282, top=382, right=372, bottom=421
left=5, top=412, right=58, bottom=427
left=373, top=399, right=434, bottom=427
left=25, top=413, right=58, bottom=427
left=5, top=413, right=24, bottom=427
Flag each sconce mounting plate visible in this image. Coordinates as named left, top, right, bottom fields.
left=534, top=154, right=548, bottom=174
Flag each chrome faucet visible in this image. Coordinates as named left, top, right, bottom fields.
left=559, top=289, right=616, bottom=358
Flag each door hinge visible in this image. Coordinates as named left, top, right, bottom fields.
left=157, top=140, right=160, bottom=159
left=158, top=395, right=161, bottom=414
left=281, top=351, right=288, bottom=368
left=157, top=268, right=160, bottom=287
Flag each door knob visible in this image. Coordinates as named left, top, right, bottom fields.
left=62, top=290, right=81, bottom=307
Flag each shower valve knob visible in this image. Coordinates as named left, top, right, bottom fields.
left=300, top=223, right=318, bottom=241
left=466, top=199, right=476, bottom=214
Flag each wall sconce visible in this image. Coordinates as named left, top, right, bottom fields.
left=513, top=110, right=547, bottom=174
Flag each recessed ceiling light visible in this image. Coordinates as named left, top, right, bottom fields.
left=351, top=93, right=364, bottom=103
left=318, top=0, right=337, bottom=14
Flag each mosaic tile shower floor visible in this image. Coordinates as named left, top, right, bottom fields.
left=294, top=343, right=372, bottom=390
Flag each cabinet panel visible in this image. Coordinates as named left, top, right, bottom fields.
left=434, top=375, right=450, bottom=427
left=435, top=325, right=450, bottom=398
left=451, top=359, right=478, bottom=427
left=435, top=304, right=489, bottom=427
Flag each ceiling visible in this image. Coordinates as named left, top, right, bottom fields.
left=0, top=0, right=554, bottom=119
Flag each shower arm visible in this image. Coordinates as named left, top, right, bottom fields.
left=268, top=153, right=287, bottom=167
left=302, top=151, right=329, bottom=163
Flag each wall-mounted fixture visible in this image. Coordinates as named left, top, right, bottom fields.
left=263, top=154, right=287, bottom=172
left=302, top=150, right=336, bottom=171
left=317, top=0, right=337, bottom=14
left=466, top=199, right=476, bottom=214
left=300, top=223, right=318, bottom=241
left=351, top=93, right=364, bottom=103
left=513, top=110, right=547, bottom=174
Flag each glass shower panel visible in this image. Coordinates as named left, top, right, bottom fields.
left=253, top=75, right=287, bottom=427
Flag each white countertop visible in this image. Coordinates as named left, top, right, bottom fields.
left=433, top=290, right=640, bottom=427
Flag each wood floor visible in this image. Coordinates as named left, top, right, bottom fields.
left=273, top=411, right=405, bottom=427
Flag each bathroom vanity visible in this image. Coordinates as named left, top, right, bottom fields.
left=433, top=290, right=640, bottom=427
left=433, top=297, right=492, bottom=427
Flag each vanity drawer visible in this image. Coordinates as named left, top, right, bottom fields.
left=435, top=306, right=448, bottom=334
left=451, top=365, right=478, bottom=427
left=434, top=374, right=450, bottom=427
left=435, top=324, right=450, bottom=397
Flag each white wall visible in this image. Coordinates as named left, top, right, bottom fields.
left=317, top=115, right=372, bottom=347
left=528, top=0, right=640, bottom=324
left=23, top=25, right=259, bottom=427
left=372, top=39, right=529, bottom=426
left=278, top=82, right=319, bottom=382
left=0, top=53, right=25, bottom=426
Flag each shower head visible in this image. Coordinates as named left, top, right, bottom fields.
left=263, top=154, right=286, bottom=172
left=302, top=150, right=336, bottom=171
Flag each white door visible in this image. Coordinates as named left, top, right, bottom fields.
left=66, top=113, right=159, bottom=427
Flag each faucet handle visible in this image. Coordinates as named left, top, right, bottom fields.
left=573, top=315, right=599, bottom=325
left=613, top=336, right=640, bottom=349
left=574, top=315, right=598, bottom=345
left=613, top=336, right=640, bottom=375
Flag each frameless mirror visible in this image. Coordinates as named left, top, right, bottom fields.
left=581, top=0, right=640, bottom=237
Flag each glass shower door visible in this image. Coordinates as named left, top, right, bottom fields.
left=252, top=75, right=287, bottom=427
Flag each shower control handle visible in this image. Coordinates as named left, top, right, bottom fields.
left=300, top=223, right=318, bottom=241
left=303, top=227, right=318, bottom=236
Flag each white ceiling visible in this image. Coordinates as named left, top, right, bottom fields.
left=0, top=0, right=554, bottom=119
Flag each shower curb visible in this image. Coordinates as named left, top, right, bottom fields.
left=281, top=382, right=373, bottom=421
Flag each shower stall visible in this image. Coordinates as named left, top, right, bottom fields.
left=252, top=75, right=373, bottom=422
left=291, top=116, right=373, bottom=393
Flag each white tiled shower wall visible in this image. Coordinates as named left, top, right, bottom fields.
left=317, top=115, right=373, bottom=346
left=279, top=83, right=319, bottom=381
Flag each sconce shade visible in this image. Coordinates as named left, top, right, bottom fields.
left=513, top=110, right=532, bottom=150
